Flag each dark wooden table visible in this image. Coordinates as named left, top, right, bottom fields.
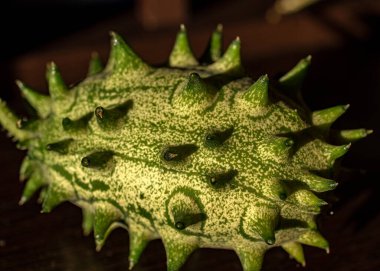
left=1, top=1, right=380, bottom=270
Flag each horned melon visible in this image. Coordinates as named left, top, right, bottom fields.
left=0, top=25, right=371, bottom=270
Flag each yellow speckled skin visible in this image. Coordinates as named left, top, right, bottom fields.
left=0, top=25, right=371, bottom=271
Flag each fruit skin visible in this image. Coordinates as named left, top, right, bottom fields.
left=0, top=25, right=371, bottom=271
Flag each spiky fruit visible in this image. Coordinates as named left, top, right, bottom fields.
left=0, top=25, right=371, bottom=271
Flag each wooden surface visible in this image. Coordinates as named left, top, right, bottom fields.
left=1, top=0, right=380, bottom=270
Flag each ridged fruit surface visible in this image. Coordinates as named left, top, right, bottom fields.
left=0, top=25, right=371, bottom=271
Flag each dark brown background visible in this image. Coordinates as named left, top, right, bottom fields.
left=0, top=0, right=379, bottom=270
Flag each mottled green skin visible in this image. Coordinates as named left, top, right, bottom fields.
left=0, top=26, right=371, bottom=271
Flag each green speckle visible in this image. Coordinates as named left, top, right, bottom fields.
left=91, top=180, right=110, bottom=191
left=75, top=178, right=91, bottom=190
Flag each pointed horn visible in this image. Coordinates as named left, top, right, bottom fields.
left=82, top=208, right=94, bottom=236
left=19, top=156, right=34, bottom=182
left=88, top=52, right=104, bottom=76
left=93, top=203, right=122, bottom=251
left=129, top=234, right=149, bottom=270
left=41, top=183, right=72, bottom=213
left=282, top=242, right=306, bottom=267
left=279, top=55, right=311, bottom=91
left=245, top=205, right=279, bottom=245
left=106, top=32, right=151, bottom=74
left=162, top=237, right=197, bottom=271
left=236, top=244, right=266, bottom=271
left=312, top=104, right=349, bottom=131
left=332, top=128, right=373, bottom=144
left=16, top=80, right=51, bottom=118
left=45, top=62, right=76, bottom=114
left=208, top=37, right=243, bottom=76
left=287, top=189, right=327, bottom=212
left=169, top=24, right=198, bottom=68
left=241, top=75, right=269, bottom=107
left=46, top=62, right=68, bottom=101
left=298, top=230, right=329, bottom=253
left=128, top=222, right=150, bottom=270
left=323, top=143, right=351, bottom=166
left=37, top=187, right=47, bottom=204
left=19, top=171, right=45, bottom=205
left=200, top=24, right=223, bottom=63
left=172, top=73, right=213, bottom=111
left=258, top=137, right=295, bottom=164
left=0, top=99, right=33, bottom=141
left=298, top=172, right=337, bottom=192
left=16, top=117, right=36, bottom=131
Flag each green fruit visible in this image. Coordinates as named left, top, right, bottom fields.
left=0, top=25, right=371, bottom=271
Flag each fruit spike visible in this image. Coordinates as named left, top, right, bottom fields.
left=16, top=80, right=51, bottom=118
left=169, top=24, right=198, bottom=68
left=19, top=170, right=45, bottom=205
left=333, top=128, right=373, bottom=144
left=19, top=156, right=34, bottom=182
left=236, top=245, right=266, bottom=271
left=93, top=202, right=122, bottom=251
left=82, top=208, right=94, bottom=236
left=312, top=104, right=350, bottom=131
left=0, top=100, right=33, bottom=141
left=200, top=24, right=223, bottom=64
left=46, top=62, right=68, bottom=100
left=106, top=32, right=151, bottom=74
left=88, top=52, right=104, bottom=76
left=128, top=222, right=150, bottom=270
left=241, top=75, right=269, bottom=107
left=162, top=236, right=197, bottom=271
left=278, top=55, right=311, bottom=104
left=172, top=73, right=213, bottom=111
left=208, top=36, right=243, bottom=75
left=279, top=55, right=311, bottom=91
left=281, top=241, right=306, bottom=266
left=0, top=25, right=372, bottom=271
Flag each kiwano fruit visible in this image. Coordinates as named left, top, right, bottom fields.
left=0, top=25, right=372, bottom=271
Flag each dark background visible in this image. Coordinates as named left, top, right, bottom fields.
left=0, top=0, right=379, bottom=270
